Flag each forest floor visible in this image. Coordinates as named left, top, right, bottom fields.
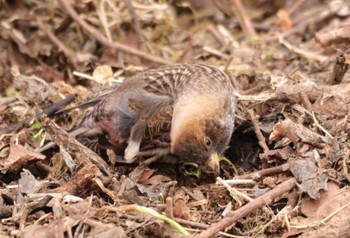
left=1, top=0, right=350, bottom=237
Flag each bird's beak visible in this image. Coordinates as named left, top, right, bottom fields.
left=208, top=153, right=220, bottom=174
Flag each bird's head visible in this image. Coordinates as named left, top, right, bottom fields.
left=170, top=112, right=233, bottom=174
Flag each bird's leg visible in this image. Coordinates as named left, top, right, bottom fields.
left=138, top=148, right=171, bottom=165
left=137, top=147, right=170, bottom=157
left=153, top=135, right=171, bottom=147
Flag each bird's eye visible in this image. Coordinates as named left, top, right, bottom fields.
left=204, top=137, right=212, bottom=148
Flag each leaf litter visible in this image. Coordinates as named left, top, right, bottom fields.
left=1, top=0, right=350, bottom=237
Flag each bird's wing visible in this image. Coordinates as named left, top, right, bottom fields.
left=141, top=64, right=194, bottom=97
left=55, top=84, right=120, bottom=115
left=140, top=100, right=173, bottom=142
left=73, top=65, right=189, bottom=160
left=124, top=97, right=173, bottom=162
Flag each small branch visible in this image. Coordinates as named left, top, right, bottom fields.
left=60, top=0, right=171, bottom=65
left=286, top=0, right=305, bottom=15
left=315, top=24, right=350, bottom=47
left=165, top=197, right=174, bottom=218
left=299, top=92, right=312, bottom=112
left=38, top=94, right=76, bottom=115
left=216, top=179, right=255, bottom=185
left=55, top=16, right=73, bottom=34
left=231, top=0, right=256, bottom=38
left=174, top=218, right=209, bottom=230
left=41, top=116, right=110, bottom=176
left=124, top=0, right=144, bottom=48
left=293, top=103, right=334, bottom=139
left=37, top=18, right=76, bottom=62
left=19, top=196, right=53, bottom=231
left=95, top=0, right=112, bottom=42
left=310, top=111, right=333, bottom=139
left=193, top=178, right=296, bottom=238
left=233, top=164, right=289, bottom=180
left=217, top=177, right=253, bottom=203
left=290, top=201, right=350, bottom=229
left=277, top=33, right=327, bottom=63
left=248, top=109, right=269, bottom=153
left=202, top=46, right=230, bottom=60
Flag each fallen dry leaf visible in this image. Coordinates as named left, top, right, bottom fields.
left=18, top=169, right=43, bottom=195
left=90, top=225, right=126, bottom=238
left=20, top=217, right=79, bottom=238
left=289, top=157, right=328, bottom=199
left=1, top=143, right=45, bottom=172
left=270, top=118, right=325, bottom=147
left=286, top=182, right=350, bottom=238
left=145, top=174, right=171, bottom=186
left=315, top=24, right=350, bottom=47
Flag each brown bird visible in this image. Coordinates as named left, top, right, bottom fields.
left=76, top=63, right=236, bottom=173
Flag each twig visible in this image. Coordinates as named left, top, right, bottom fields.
left=277, top=33, right=327, bottom=63
left=19, top=196, right=53, bottom=231
left=216, top=179, right=255, bottom=185
left=55, top=16, right=73, bottom=34
left=41, top=116, right=110, bottom=176
left=217, top=177, right=253, bottom=203
left=287, top=0, right=305, bottom=15
left=187, top=199, right=208, bottom=208
left=124, top=0, right=144, bottom=48
left=95, top=0, right=112, bottom=42
left=193, top=178, right=296, bottom=238
left=224, top=56, right=234, bottom=74
left=231, top=0, right=256, bottom=38
left=36, top=18, right=76, bottom=61
left=293, top=103, right=334, bottom=139
left=73, top=71, right=95, bottom=80
left=299, top=91, right=312, bottom=112
left=315, top=24, right=350, bottom=47
left=233, top=164, right=289, bottom=180
left=60, top=0, right=171, bottom=65
left=255, top=205, right=292, bottom=235
left=247, top=109, right=269, bottom=153
left=165, top=197, right=174, bottom=218
left=290, top=200, right=350, bottom=229
left=94, top=177, right=116, bottom=200
left=207, top=25, right=228, bottom=47
left=310, top=111, right=333, bottom=139
left=202, top=46, right=230, bottom=60
left=174, top=218, right=209, bottom=229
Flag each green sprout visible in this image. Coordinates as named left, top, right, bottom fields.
left=31, top=121, right=44, bottom=140
left=180, top=162, right=201, bottom=178
left=219, top=156, right=238, bottom=175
